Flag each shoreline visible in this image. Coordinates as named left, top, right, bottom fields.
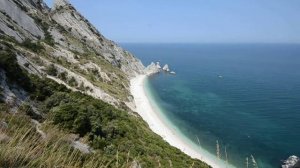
left=130, top=74, right=234, bottom=168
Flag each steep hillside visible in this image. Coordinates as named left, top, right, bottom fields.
left=0, top=40, right=209, bottom=168
left=0, top=0, right=210, bottom=167
left=0, top=0, right=144, bottom=107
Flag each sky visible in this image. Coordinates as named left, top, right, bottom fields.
left=45, top=0, right=300, bottom=43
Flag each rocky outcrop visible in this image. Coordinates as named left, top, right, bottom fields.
left=162, top=64, right=170, bottom=72
left=53, top=0, right=69, bottom=8
left=282, top=156, right=300, bottom=168
left=0, top=121, right=8, bottom=130
left=0, top=0, right=44, bottom=41
left=130, top=160, right=142, bottom=168
left=145, top=62, right=161, bottom=75
left=51, top=0, right=145, bottom=77
left=162, top=64, right=176, bottom=74
left=0, top=0, right=147, bottom=107
left=0, top=69, right=28, bottom=112
left=31, top=119, right=47, bottom=139
left=156, top=62, right=161, bottom=69
left=145, top=62, right=176, bottom=76
left=0, top=133, right=10, bottom=143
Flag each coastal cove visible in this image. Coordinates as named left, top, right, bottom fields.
left=130, top=75, right=233, bottom=168
left=2, top=0, right=300, bottom=167
left=125, top=43, right=300, bottom=168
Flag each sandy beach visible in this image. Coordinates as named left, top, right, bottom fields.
left=130, top=74, right=234, bottom=168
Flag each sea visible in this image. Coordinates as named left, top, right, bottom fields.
left=122, top=43, right=300, bottom=168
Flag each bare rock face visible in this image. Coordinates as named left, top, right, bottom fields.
left=51, top=0, right=145, bottom=77
left=0, top=0, right=146, bottom=107
left=145, top=62, right=160, bottom=75
left=130, top=160, right=142, bottom=168
left=0, top=69, right=28, bottom=112
left=0, top=133, right=10, bottom=143
left=282, top=156, right=300, bottom=168
left=53, top=0, right=69, bottom=8
left=0, top=121, right=8, bottom=130
left=162, top=64, right=170, bottom=72
left=0, top=0, right=44, bottom=41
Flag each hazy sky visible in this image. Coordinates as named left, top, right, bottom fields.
left=45, top=0, right=300, bottom=43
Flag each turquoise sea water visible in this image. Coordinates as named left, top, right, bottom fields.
left=122, top=43, right=300, bottom=168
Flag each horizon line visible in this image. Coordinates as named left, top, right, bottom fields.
left=118, top=41, right=300, bottom=45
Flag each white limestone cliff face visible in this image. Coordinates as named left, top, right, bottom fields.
left=53, top=0, right=69, bottom=8
left=162, top=64, right=170, bottom=72
left=0, top=0, right=44, bottom=41
left=156, top=62, right=162, bottom=69
left=0, top=69, right=28, bottom=112
left=0, top=0, right=147, bottom=107
left=15, top=48, right=118, bottom=106
left=51, top=0, right=145, bottom=77
left=282, top=156, right=300, bottom=168
left=145, top=62, right=161, bottom=75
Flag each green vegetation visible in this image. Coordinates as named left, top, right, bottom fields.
left=68, top=76, right=78, bottom=87
left=21, top=39, right=44, bottom=52
left=40, top=29, right=131, bottom=101
left=0, top=43, right=210, bottom=167
left=58, top=71, right=67, bottom=80
left=44, top=91, right=208, bottom=167
left=44, top=29, right=55, bottom=46
left=42, top=23, right=55, bottom=46
left=0, top=4, right=210, bottom=165
left=45, top=64, right=58, bottom=76
left=32, top=15, right=55, bottom=46
left=0, top=87, right=3, bottom=103
left=0, top=43, right=32, bottom=91
left=0, top=112, right=131, bottom=167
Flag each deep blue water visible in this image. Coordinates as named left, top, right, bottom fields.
left=122, top=43, right=300, bottom=168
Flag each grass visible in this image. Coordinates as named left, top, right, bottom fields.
left=0, top=110, right=210, bottom=168
left=40, top=48, right=130, bottom=101
left=0, top=45, right=210, bottom=167
left=1, top=25, right=130, bottom=102
left=0, top=15, right=211, bottom=167
left=0, top=112, right=130, bottom=168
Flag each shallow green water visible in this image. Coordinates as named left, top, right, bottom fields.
left=124, top=43, right=300, bottom=168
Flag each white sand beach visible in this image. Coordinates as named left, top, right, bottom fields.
left=130, top=74, right=234, bottom=168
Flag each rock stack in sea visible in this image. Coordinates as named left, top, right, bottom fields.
left=145, top=62, right=176, bottom=75
left=162, top=64, right=170, bottom=72
left=282, top=155, right=300, bottom=168
left=162, top=64, right=176, bottom=75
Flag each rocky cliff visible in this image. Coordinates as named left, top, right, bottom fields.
left=0, top=1, right=211, bottom=167
left=0, top=0, right=145, bottom=107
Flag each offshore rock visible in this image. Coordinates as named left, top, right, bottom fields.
left=162, top=64, right=170, bottom=72
left=282, top=156, right=300, bottom=168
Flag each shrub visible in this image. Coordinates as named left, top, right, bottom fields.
left=24, top=62, right=30, bottom=67
left=0, top=45, right=33, bottom=91
left=43, top=25, right=55, bottom=46
left=44, top=31, right=55, bottom=46
left=21, top=39, right=44, bottom=52
left=68, top=77, right=77, bottom=87
left=52, top=104, right=78, bottom=130
left=0, top=44, right=210, bottom=167
left=58, top=71, right=67, bottom=81
left=0, top=87, right=3, bottom=103
left=45, top=64, right=58, bottom=76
